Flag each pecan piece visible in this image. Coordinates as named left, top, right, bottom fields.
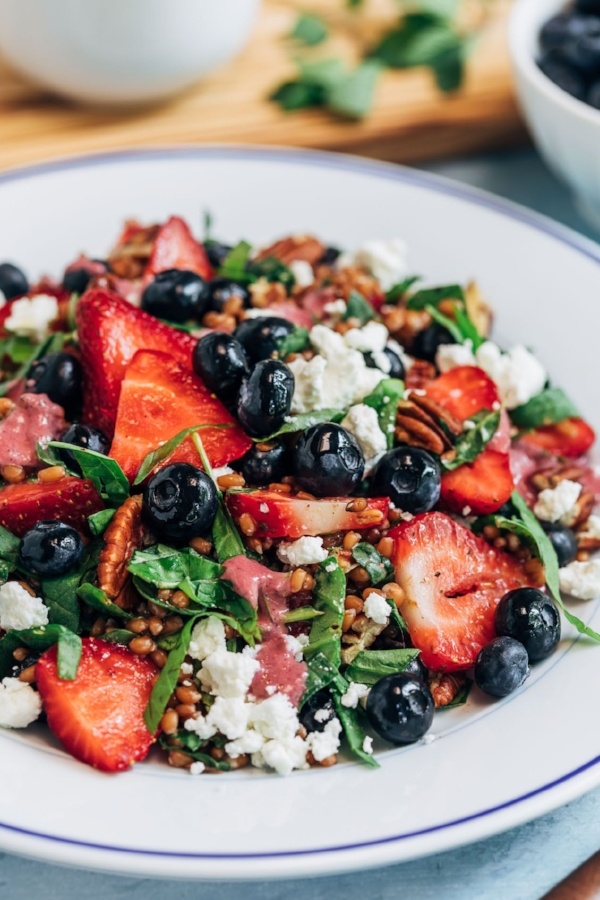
left=107, top=223, right=159, bottom=280
left=381, top=306, right=432, bottom=350
left=530, top=464, right=588, bottom=492
left=255, top=234, right=325, bottom=266
left=395, top=395, right=459, bottom=455
left=429, top=672, right=467, bottom=709
left=249, top=279, right=288, bottom=309
left=404, top=359, right=437, bottom=391
left=314, top=265, right=382, bottom=303
left=98, top=495, right=148, bottom=602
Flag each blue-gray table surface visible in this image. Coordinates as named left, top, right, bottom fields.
left=2, top=146, right=599, bottom=900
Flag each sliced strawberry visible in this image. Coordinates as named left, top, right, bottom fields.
left=0, top=477, right=104, bottom=537
left=144, top=216, right=213, bottom=282
left=36, top=638, right=157, bottom=772
left=391, top=512, right=533, bottom=671
left=76, top=288, right=198, bottom=438
left=519, top=416, right=595, bottom=459
left=226, top=490, right=389, bottom=539
left=258, top=302, right=314, bottom=330
left=425, top=366, right=499, bottom=421
left=109, top=349, right=251, bottom=481
left=440, top=449, right=514, bottom=516
left=487, top=408, right=511, bottom=454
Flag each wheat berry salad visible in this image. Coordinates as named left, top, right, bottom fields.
left=0, top=216, right=597, bottom=776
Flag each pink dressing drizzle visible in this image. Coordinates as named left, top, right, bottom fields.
left=0, top=393, right=67, bottom=468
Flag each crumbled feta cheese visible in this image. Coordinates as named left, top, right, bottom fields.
left=276, top=535, right=328, bottom=567
left=462, top=506, right=472, bottom=517
left=343, top=321, right=389, bottom=354
left=296, top=633, right=310, bottom=649
left=0, top=677, right=42, bottom=728
left=306, top=717, right=342, bottom=762
left=323, top=299, right=347, bottom=319
left=435, top=341, right=476, bottom=373
left=289, top=260, right=314, bottom=288
left=188, top=616, right=226, bottom=662
left=0, top=290, right=5, bottom=308
left=362, top=735, right=374, bottom=755
left=205, top=697, right=251, bottom=740
left=248, top=693, right=299, bottom=740
left=189, top=761, right=205, bottom=775
left=340, top=404, right=387, bottom=474
left=284, top=634, right=306, bottom=662
left=339, top=239, right=408, bottom=291
left=421, top=733, right=437, bottom=745
left=180, top=662, right=193, bottom=676
left=0, top=582, right=48, bottom=632
left=579, top=515, right=600, bottom=541
left=533, top=480, right=582, bottom=527
left=340, top=681, right=370, bottom=708
left=363, top=592, right=391, bottom=625
left=475, top=342, right=546, bottom=410
left=370, top=350, right=391, bottom=374
left=259, top=502, right=269, bottom=514
left=559, top=559, right=600, bottom=600
left=314, top=707, right=332, bottom=724
left=211, top=466, right=234, bottom=481
left=198, top=648, right=260, bottom=698
left=243, top=308, right=273, bottom=319
left=253, top=734, right=308, bottom=776
left=184, top=714, right=217, bottom=741
left=5, top=294, right=59, bottom=342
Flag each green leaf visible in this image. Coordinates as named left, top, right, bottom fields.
left=259, top=408, right=344, bottom=442
left=270, top=80, right=327, bottom=111
left=351, top=542, right=394, bottom=586
left=443, top=409, right=501, bottom=472
left=510, top=387, right=579, bottom=430
left=289, top=13, right=329, bottom=45
left=0, top=625, right=81, bottom=680
left=0, top=524, right=20, bottom=584
left=453, top=305, right=485, bottom=350
left=218, top=240, right=253, bottom=281
left=44, top=442, right=129, bottom=507
left=100, top=628, right=135, bottom=645
left=301, top=652, right=344, bottom=706
left=39, top=540, right=102, bottom=633
left=407, top=283, right=465, bottom=310
left=431, top=40, right=465, bottom=92
left=217, top=585, right=261, bottom=645
left=144, top=615, right=198, bottom=734
left=276, top=327, right=310, bottom=359
left=385, top=276, right=421, bottom=304
left=249, top=257, right=296, bottom=292
left=328, top=61, right=382, bottom=119
left=342, top=290, right=377, bottom=325
left=133, top=424, right=233, bottom=485
left=363, top=378, right=405, bottom=448
left=77, top=583, right=134, bottom=620
left=425, top=304, right=463, bottom=343
left=282, top=607, right=324, bottom=624
left=438, top=679, right=471, bottom=709
left=345, top=647, right=420, bottom=686
left=333, top=692, right=379, bottom=767
left=87, top=508, right=115, bottom=537
left=190, top=431, right=246, bottom=563
left=297, top=57, right=347, bottom=90
left=0, top=334, right=38, bottom=364
left=128, top=545, right=222, bottom=590
left=304, top=558, right=345, bottom=670
left=0, top=332, right=65, bottom=398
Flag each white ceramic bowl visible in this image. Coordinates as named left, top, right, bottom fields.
left=0, top=0, right=261, bottom=105
left=509, top=0, right=600, bottom=231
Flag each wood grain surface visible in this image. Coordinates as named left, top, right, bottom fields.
left=0, top=0, right=527, bottom=171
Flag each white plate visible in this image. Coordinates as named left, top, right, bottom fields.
left=1, top=147, right=600, bottom=881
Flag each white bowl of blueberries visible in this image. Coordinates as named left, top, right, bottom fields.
left=509, top=0, right=600, bottom=230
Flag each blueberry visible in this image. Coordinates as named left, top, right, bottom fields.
left=62, top=261, right=107, bottom=295
left=206, top=277, right=250, bottom=313
left=25, top=352, right=83, bottom=418
left=495, top=587, right=561, bottom=662
left=364, top=346, right=405, bottom=379
left=141, top=269, right=210, bottom=323
left=192, top=333, right=250, bottom=399
left=403, top=655, right=429, bottom=683
left=371, top=446, right=441, bottom=514
left=366, top=672, right=434, bottom=744
left=143, top=463, right=218, bottom=543
left=57, top=424, right=110, bottom=473
left=204, top=240, right=233, bottom=270
left=237, top=360, right=294, bottom=438
left=239, top=441, right=289, bottom=486
left=412, top=323, right=455, bottom=363
left=299, top=689, right=336, bottom=733
left=0, top=263, right=28, bottom=300
left=542, top=522, right=578, bottom=567
left=234, top=317, right=295, bottom=363
left=19, top=521, right=83, bottom=577
left=474, top=637, right=530, bottom=698
left=576, top=0, right=600, bottom=13
left=540, top=12, right=592, bottom=51
left=588, top=78, right=600, bottom=107
left=562, top=28, right=600, bottom=73
left=318, top=246, right=341, bottom=266
left=293, top=423, right=365, bottom=497
left=538, top=50, right=587, bottom=100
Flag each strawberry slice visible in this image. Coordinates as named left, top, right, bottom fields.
left=76, top=288, right=198, bottom=438
left=424, top=365, right=499, bottom=421
left=391, top=512, right=533, bottom=671
left=36, top=638, right=157, bottom=772
left=440, top=449, right=514, bottom=515
left=0, top=477, right=103, bottom=537
left=226, top=490, right=389, bottom=539
left=144, top=216, right=213, bottom=282
left=109, top=349, right=252, bottom=481
left=519, top=417, right=595, bottom=459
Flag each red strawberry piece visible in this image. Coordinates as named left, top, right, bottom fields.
left=36, top=638, right=157, bottom=772
left=76, top=288, right=198, bottom=438
left=390, top=512, right=533, bottom=671
left=487, top=408, right=511, bottom=454
left=519, top=417, right=595, bottom=459
left=440, top=449, right=514, bottom=516
left=0, top=477, right=103, bottom=537
left=424, top=365, right=499, bottom=421
left=259, top=301, right=314, bottom=330
left=109, top=349, right=252, bottom=481
left=144, top=216, right=213, bottom=283
left=226, top=490, right=389, bottom=539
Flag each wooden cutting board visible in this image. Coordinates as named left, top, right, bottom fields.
left=0, top=0, right=526, bottom=172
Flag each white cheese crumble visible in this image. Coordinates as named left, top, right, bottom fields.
left=188, top=616, right=226, bottom=662
left=276, top=535, right=328, bottom=567
left=343, top=321, right=389, bottom=353
left=363, top=735, right=374, bottom=755
left=189, top=761, right=205, bottom=775
left=289, top=260, right=314, bottom=288
left=559, top=559, right=600, bottom=600
left=338, top=239, right=408, bottom=291
left=284, top=634, right=306, bottom=662
left=579, top=515, right=600, bottom=541
left=363, top=592, right=391, bottom=626
left=211, top=465, right=234, bottom=481
left=306, top=717, right=342, bottom=762
left=435, top=340, right=476, bottom=373
left=314, top=707, right=332, bottom=724
left=0, top=290, right=5, bottom=307
left=340, top=404, right=387, bottom=474
left=0, top=582, right=48, bottom=632
left=340, top=681, right=370, bottom=709
left=5, top=294, right=59, bottom=343
left=323, top=298, right=347, bottom=320
left=533, top=480, right=582, bottom=527
left=198, top=648, right=260, bottom=698
left=0, top=677, right=42, bottom=728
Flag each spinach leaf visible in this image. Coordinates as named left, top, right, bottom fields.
left=271, top=57, right=381, bottom=121
left=87, top=508, right=115, bottom=536
left=407, top=283, right=465, bottom=310
left=144, top=615, right=199, bottom=733
left=218, top=241, right=253, bottom=281
left=271, top=80, right=327, bottom=111
left=345, top=648, right=420, bottom=686
left=0, top=332, right=65, bottom=398
left=41, top=541, right=102, bottom=633
left=453, top=305, right=485, bottom=350
left=212, top=503, right=246, bottom=563
left=304, top=558, right=345, bottom=669
left=217, top=584, right=261, bottom=645
left=351, top=542, right=394, bottom=586
left=443, top=409, right=501, bottom=472
left=249, top=257, right=296, bottom=292
left=385, top=276, right=421, bottom=304
left=259, top=408, right=344, bottom=442
left=510, top=387, right=579, bottom=430
left=282, top=607, right=324, bottom=624
left=301, top=652, right=345, bottom=706
left=289, top=13, right=328, bottom=46
left=363, top=378, right=405, bottom=448
left=158, top=733, right=232, bottom=771
left=133, top=424, right=233, bottom=485
left=425, top=304, right=463, bottom=343
left=131, top=577, right=201, bottom=617
left=0, top=524, right=20, bottom=585
left=387, top=598, right=408, bottom=631
left=342, top=290, right=377, bottom=325
left=276, top=327, right=309, bottom=359
left=100, top=628, right=135, bottom=645
left=0, top=625, right=81, bottom=680
left=44, top=442, right=129, bottom=507
left=78, top=583, right=134, bottom=620
left=333, top=693, right=379, bottom=767
left=128, top=545, right=222, bottom=590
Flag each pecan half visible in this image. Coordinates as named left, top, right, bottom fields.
left=98, top=495, right=148, bottom=602
left=313, top=265, right=382, bottom=303
left=255, top=234, right=325, bottom=266
left=381, top=306, right=432, bottom=350
left=530, top=464, right=588, bottom=492
left=395, top=395, right=461, bottom=455
left=249, top=279, right=288, bottom=309
left=429, top=672, right=467, bottom=708
left=107, top=223, right=159, bottom=280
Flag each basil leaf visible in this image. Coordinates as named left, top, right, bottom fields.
left=250, top=256, right=296, bottom=293
left=438, top=679, right=471, bottom=709
left=0, top=625, right=81, bottom=680
left=432, top=40, right=465, bottom=92
left=443, top=409, right=501, bottom=472
left=144, top=615, right=198, bottom=734
left=385, top=276, right=421, bottom=304
left=301, top=652, right=344, bottom=706
left=304, top=558, right=345, bottom=670
left=133, top=424, right=233, bottom=486
left=276, top=327, right=310, bottom=359
left=328, top=61, right=382, bottom=120
left=387, top=598, right=408, bottom=631
left=290, top=13, right=329, bottom=45
left=453, top=305, right=485, bottom=350
left=282, top=607, right=324, bottom=624
left=219, top=240, right=253, bottom=281
left=332, top=693, right=379, bottom=767
left=0, top=332, right=65, bottom=398
left=131, top=577, right=201, bottom=617
left=345, top=648, right=420, bottom=686
left=351, top=542, right=394, bottom=586
left=510, top=387, right=579, bottom=430
left=217, top=584, right=261, bottom=646
left=363, top=378, right=405, bottom=448
left=0, top=335, right=38, bottom=364
left=213, top=504, right=246, bottom=563
left=78, top=583, right=134, bottom=620
left=0, top=524, right=20, bottom=584
left=342, top=290, right=377, bottom=325
left=100, top=628, right=135, bottom=645
left=128, top=545, right=222, bottom=590
left=45, top=442, right=129, bottom=507
left=407, top=283, right=465, bottom=310
left=87, top=508, right=115, bottom=536
left=158, top=733, right=232, bottom=771
left=297, top=57, right=347, bottom=90
left=259, top=408, right=344, bottom=442
left=271, top=80, right=327, bottom=111
left=370, top=12, right=449, bottom=66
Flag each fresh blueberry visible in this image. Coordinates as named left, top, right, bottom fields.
left=366, top=672, right=434, bottom=744
left=141, top=269, right=210, bottom=323
left=293, top=423, right=365, bottom=497
left=588, top=78, right=600, bottom=107
left=0, top=262, right=28, bottom=300
left=318, top=246, right=341, bottom=266
left=474, top=637, right=530, bottom=698
left=192, top=333, right=250, bottom=399
left=371, top=446, right=441, bottom=514
left=562, top=27, right=600, bottom=72
left=19, top=521, right=84, bottom=577
left=540, top=12, right=591, bottom=50
left=237, top=359, right=294, bottom=438
left=57, top=424, right=110, bottom=473
left=495, top=587, right=561, bottom=662
left=25, top=352, right=83, bottom=418
left=542, top=522, right=578, bottom=567
left=206, top=277, right=250, bottom=313
left=576, top=0, right=600, bottom=14
left=403, top=655, right=429, bottom=683
left=538, top=49, right=587, bottom=100
left=143, top=463, right=218, bottom=543
left=412, top=323, right=455, bottom=363
left=364, top=346, right=405, bottom=379
left=204, top=240, right=233, bottom=270
left=299, top=689, right=336, bottom=733
left=234, top=317, right=295, bottom=363
left=62, top=260, right=107, bottom=295
left=239, top=441, right=289, bottom=486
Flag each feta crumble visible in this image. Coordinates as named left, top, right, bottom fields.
left=323, top=299, right=347, bottom=320
left=435, top=341, right=476, bottom=373
left=289, top=260, right=314, bottom=288
left=5, top=294, right=59, bottom=342
left=198, top=648, right=260, bottom=698
left=0, top=677, right=42, bottom=728
left=533, top=480, right=582, bottom=527
left=579, top=515, right=600, bottom=541
left=362, top=735, right=374, bottom=755
left=559, top=559, right=600, bottom=600
left=306, top=717, right=342, bottom=762
left=211, top=465, right=234, bottom=481
left=343, top=321, right=389, bottom=354
left=338, top=239, right=408, bottom=291
left=188, top=616, right=226, bottom=662
left=0, top=581, right=48, bottom=631
left=276, top=535, right=328, bottom=567
left=189, top=761, right=205, bottom=775
left=340, top=404, right=387, bottom=474
left=340, top=681, right=370, bottom=708
left=363, top=592, right=391, bottom=625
